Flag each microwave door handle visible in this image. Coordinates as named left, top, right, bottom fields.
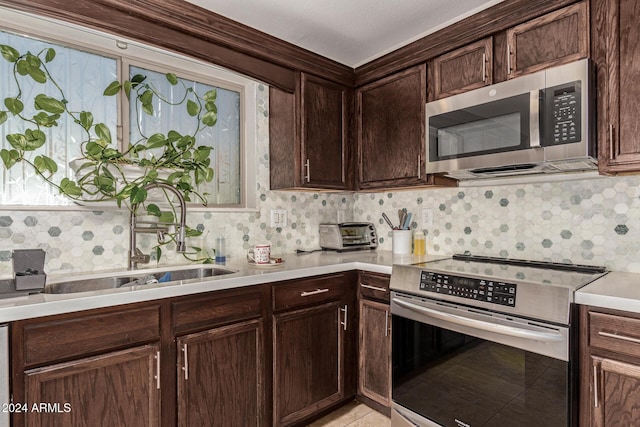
left=392, top=298, right=564, bottom=343
left=530, top=90, right=541, bottom=148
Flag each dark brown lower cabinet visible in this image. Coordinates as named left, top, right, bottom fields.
left=176, top=318, right=265, bottom=427
left=358, top=299, right=391, bottom=412
left=24, top=344, right=161, bottom=427
left=273, top=301, right=346, bottom=427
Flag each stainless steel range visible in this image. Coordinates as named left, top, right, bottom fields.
left=389, top=254, right=607, bottom=427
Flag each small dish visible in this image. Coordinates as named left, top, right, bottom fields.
left=248, top=259, right=285, bottom=268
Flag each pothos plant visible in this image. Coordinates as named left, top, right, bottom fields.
left=0, top=43, right=218, bottom=263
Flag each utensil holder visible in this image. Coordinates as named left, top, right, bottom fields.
left=12, top=249, right=46, bottom=291
left=392, top=230, right=413, bottom=255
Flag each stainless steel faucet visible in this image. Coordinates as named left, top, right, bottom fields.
left=129, top=183, right=187, bottom=269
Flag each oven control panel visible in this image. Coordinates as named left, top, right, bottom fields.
left=419, top=271, right=517, bottom=307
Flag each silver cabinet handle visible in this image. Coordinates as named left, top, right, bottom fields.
left=340, top=304, right=348, bottom=331
left=182, top=343, right=189, bottom=380
left=507, top=44, right=512, bottom=75
left=301, top=288, right=329, bottom=297
left=482, top=53, right=487, bottom=82
left=609, top=123, right=615, bottom=157
left=598, top=330, right=640, bottom=345
left=384, top=310, right=389, bottom=337
left=417, top=154, right=421, bottom=179
left=155, top=351, right=160, bottom=390
left=593, top=364, right=599, bottom=408
left=360, top=283, right=388, bottom=293
left=304, top=158, right=310, bottom=182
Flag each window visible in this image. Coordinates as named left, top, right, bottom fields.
left=0, top=7, right=256, bottom=209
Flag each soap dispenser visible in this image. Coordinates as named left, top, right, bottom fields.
left=215, top=228, right=226, bottom=263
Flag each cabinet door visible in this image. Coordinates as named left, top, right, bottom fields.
left=358, top=299, right=391, bottom=411
left=24, top=344, right=161, bottom=427
left=176, top=319, right=265, bottom=427
left=269, top=74, right=350, bottom=191
left=357, top=64, right=426, bottom=189
left=301, top=73, right=349, bottom=189
left=593, top=0, right=640, bottom=173
left=591, top=355, right=640, bottom=427
left=429, top=37, right=492, bottom=100
left=273, top=301, right=346, bottom=427
left=506, top=2, right=588, bottom=78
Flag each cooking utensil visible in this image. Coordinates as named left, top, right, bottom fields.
left=403, top=213, right=412, bottom=229
left=382, top=213, right=396, bottom=230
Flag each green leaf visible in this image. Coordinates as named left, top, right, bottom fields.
left=186, top=99, right=199, bottom=116
left=123, top=80, right=132, bottom=99
left=142, top=103, right=154, bottom=115
left=16, top=59, right=28, bottom=76
left=146, top=169, right=159, bottom=181
left=146, top=133, right=167, bottom=149
left=167, top=130, right=182, bottom=142
left=25, top=53, right=41, bottom=68
left=202, top=111, right=217, bottom=126
left=0, top=45, right=20, bottom=62
left=146, top=204, right=161, bottom=217
left=34, top=155, right=58, bottom=175
left=154, top=247, right=162, bottom=262
left=204, top=101, right=217, bottom=113
left=94, top=175, right=115, bottom=193
left=94, top=123, right=112, bottom=144
left=194, top=146, right=212, bottom=162
left=158, top=211, right=174, bottom=223
left=24, top=129, right=46, bottom=150
left=44, top=48, right=56, bottom=63
left=6, top=133, right=26, bottom=150
left=60, top=178, right=82, bottom=197
left=34, top=94, right=66, bottom=114
left=140, top=90, right=153, bottom=105
left=79, top=112, right=94, bottom=130
left=129, top=185, right=147, bottom=204
left=167, top=171, right=182, bottom=183
left=33, top=112, right=60, bottom=127
left=131, top=74, right=146, bottom=85
left=4, top=98, right=24, bottom=115
left=0, top=111, right=7, bottom=125
left=27, top=65, right=47, bottom=84
left=103, top=80, right=122, bottom=96
left=85, top=141, right=103, bottom=157
left=166, top=73, right=178, bottom=85
left=0, top=149, right=20, bottom=169
left=204, top=167, right=214, bottom=182
left=204, top=89, right=217, bottom=102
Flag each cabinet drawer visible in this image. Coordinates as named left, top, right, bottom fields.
left=173, top=286, right=264, bottom=335
left=589, top=311, right=640, bottom=358
left=21, top=305, right=160, bottom=368
left=359, top=272, right=390, bottom=302
left=273, top=274, right=345, bottom=312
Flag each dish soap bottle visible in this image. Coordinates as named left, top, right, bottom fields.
left=215, top=228, right=226, bottom=263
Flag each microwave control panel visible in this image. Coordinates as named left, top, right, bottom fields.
left=419, top=271, right=517, bottom=307
left=544, top=80, right=582, bottom=145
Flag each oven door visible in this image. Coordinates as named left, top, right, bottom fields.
left=390, top=292, right=575, bottom=427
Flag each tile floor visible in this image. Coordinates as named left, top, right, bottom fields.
left=308, top=401, right=391, bottom=427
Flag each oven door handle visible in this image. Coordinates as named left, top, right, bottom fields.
left=393, top=298, right=565, bottom=343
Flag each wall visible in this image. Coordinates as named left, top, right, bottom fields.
left=354, top=174, right=640, bottom=273
left=2, top=85, right=640, bottom=276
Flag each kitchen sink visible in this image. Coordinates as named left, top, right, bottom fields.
left=43, top=266, right=237, bottom=294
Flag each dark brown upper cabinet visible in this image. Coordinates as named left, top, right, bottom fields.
left=592, top=0, right=640, bottom=174
left=270, top=73, right=351, bottom=191
left=506, top=2, right=588, bottom=79
left=428, top=37, right=493, bottom=101
left=357, top=64, right=455, bottom=190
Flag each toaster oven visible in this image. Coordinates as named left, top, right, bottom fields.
left=319, top=223, right=378, bottom=251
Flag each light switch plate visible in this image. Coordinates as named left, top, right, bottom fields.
left=271, top=209, right=287, bottom=227
left=421, top=208, right=433, bottom=227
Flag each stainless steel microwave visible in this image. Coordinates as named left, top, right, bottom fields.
left=426, top=59, right=596, bottom=180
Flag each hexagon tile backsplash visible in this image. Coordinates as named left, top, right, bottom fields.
left=3, top=83, right=640, bottom=275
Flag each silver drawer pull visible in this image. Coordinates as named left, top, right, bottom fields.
left=360, top=283, right=388, bottom=293
left=598, top=331, right=640, bottom=345
left=300, top=288, right=329, bottom=297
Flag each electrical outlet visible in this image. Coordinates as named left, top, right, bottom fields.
left=271, top=209, right=287, bottom=228
left=421, top=208, right=433, bottom=227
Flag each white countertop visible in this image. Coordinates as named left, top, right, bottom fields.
left=0, top=251, right=446, bottom=323
left=576, top=271, right=640, bottom=313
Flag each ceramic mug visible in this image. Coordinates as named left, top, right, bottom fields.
left=248, top=244, right=271, bottom=264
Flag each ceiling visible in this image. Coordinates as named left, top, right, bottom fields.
left=186, top=0, right=505, bottom=68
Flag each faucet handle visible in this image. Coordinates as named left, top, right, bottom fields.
left=133, top=248, right=151, bottom=264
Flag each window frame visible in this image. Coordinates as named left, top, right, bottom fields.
left=0, top=6, right=257, bottom=211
